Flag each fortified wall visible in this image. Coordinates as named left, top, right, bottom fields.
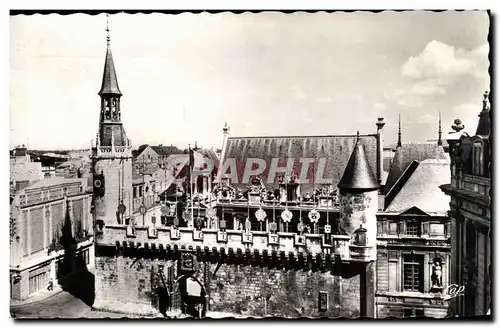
left=93, top=225, right=369, bottom=318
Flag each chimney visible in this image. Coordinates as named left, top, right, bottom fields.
left=220, top=122, right=230, bottom=164
left=16, top=180, right=30, bottom=192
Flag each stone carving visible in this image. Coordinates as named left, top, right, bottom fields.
left=431, top=260, right=443, bottom=288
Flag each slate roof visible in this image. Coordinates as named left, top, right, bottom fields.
left=384, top=143, right=449, bottom=195
left=99, top=124, right=127, bottom=147
left=384, top=159, right=451, bottom=214
left=222, top=134, right=379, bottom=194
left=98, top=45, right=121, bottom=96
left=150, top=145, right=184, bottom=157
left=338, top=137, right=379, bottom=191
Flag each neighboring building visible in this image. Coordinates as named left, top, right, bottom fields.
left=440, top=92, right=491, bottom=317
left=375, top=118, right=452, bottom=318
left=150, top=145, right=184, bottom=162
left=10, top=145, right=44, bottom=189
left=135, top=145, right=184, bottom=164
left=135, top=145, right=158, bottom=163
left=9, top=177, right=94, bottom=300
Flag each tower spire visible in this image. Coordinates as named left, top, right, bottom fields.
left=397, top=113, right=402, bottom=148
left=99, top=14, right=121, bottom=96
left=437, top=111, right=443, bottom=146
left=106, top=14, right=110, bottom=47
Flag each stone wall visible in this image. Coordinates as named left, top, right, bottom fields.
left=207, top=262, right=360, bottom=317
left=339, top=190, right=378, bottom=245
left=94, top=158, right=133, bottom=228
left=93, top=251, right=363, bottom=318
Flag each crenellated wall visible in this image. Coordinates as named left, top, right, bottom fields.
left=93, top=243, right=365, bottom=318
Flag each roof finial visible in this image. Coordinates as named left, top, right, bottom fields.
left=437, top=111, right=443, bottom=146
left=482, top=90, right=490, bottom=112
left=105, top=14, right=110, bottom=46
left=397, top=113, right=402, bottom=148
left=356, top=130, right=360, bottom=143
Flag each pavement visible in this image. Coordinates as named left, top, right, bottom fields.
left=10, top=264, right=245, bottom=319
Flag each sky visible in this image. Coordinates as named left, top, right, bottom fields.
left=10, top=11, right=490, bottom=151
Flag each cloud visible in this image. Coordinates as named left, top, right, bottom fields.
left=402, top=40, right=489, bottom=81
left=390, top=41, right=489, bottom=108
left=451, top=102, right=482, bottom=135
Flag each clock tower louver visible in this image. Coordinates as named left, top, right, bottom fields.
left=91, top=23, right=133, bottom=241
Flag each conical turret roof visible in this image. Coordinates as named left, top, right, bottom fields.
left=338, top=132, right=380, bottom=191
left=98, top=44, right=122, bottom=96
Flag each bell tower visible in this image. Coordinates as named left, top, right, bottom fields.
left=92, top=17, right=133, bottom=236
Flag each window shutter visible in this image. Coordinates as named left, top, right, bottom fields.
left=399, top=222, right=405, bottom=236
left=422, top=222, right=429, bottom=236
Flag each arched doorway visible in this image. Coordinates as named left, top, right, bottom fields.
left=176, top=275, right=207, bottom=318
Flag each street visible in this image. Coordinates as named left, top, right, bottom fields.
left=10, top=291, right=139, bottom=319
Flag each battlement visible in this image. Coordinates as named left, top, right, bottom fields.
left=96, top=224, right=363, bottom=261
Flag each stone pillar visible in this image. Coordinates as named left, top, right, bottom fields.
left=424, top=253, right=430, bottom=293
left=27, top=209, right=32, bottom=256
left=360, top=261, right=376, bottom=318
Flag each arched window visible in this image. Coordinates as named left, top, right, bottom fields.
left=473, top=141, right=483, bottom=176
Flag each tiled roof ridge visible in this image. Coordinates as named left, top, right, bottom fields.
left=385, top=160, right=420, bottom=209
left=228, top=134, right=378, bottom=140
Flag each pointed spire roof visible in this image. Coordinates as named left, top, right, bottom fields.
left=476, top=91, right=490, bottom=136
left=98, top=17, right=122, bottom=96
left=438, top=111, right=443, bottom=146
left=397, top=113, right=402, bottom=148
left=338, top=131, right=380, bottom=191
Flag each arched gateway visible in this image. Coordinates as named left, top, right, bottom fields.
left=151, top=262, right=207, bottom=318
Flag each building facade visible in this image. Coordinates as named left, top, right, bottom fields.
left=10, top=177, right=94, bottom=300
left=375, top=119, right=452, bottom=318
left=440, top=92, right=491, bottom=317
left=10, top=145, right=44, bottom=190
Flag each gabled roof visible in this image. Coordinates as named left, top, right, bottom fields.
left=384, top=159, right=450, bottom=215
left=338, top=136, right=379, bottom=191
left=384, top=143, right=448, bottom=195
left=223, top=134, right=378, bottom=194
left=398, top=206, right=431, bottom=216
left=98, top=45, right=121, bottom=96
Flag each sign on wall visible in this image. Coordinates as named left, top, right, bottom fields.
left=319, top=291, right=329, bottom=312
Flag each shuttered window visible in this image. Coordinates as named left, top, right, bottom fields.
left=403, top=254, right=424, bottom=292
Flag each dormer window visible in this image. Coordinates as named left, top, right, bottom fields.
left=472, top=141, right=483, bottom=176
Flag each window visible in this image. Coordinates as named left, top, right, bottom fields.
left=403, top=308, right=424, bottom=318
left=133, top=187, right=137, bottom=198
left=405, top=222, right=420, bottom=236
left=389, top=222, right=398, bottom=235
left=403, top=254, right=424, bottom=292
left=429, top=223, right=445, bottom=236
left=473, top=141, right=483, bottom=176
left=139, top=186, right=143, bottom=197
